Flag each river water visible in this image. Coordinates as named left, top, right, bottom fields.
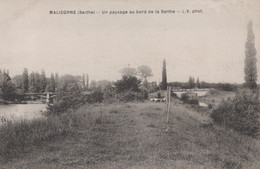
left=0, top=104, right=46, bottom=124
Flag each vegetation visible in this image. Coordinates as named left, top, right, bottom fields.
left=119, top=67, right=137, bottom=77
left=0, top=104, right=108, bottom=162
left=0, top=72, right=16, bottom=101
left=114, top=75, right=141, bottom=93
left=22, top=68, right=29, bottom=93
left=161, top=59, right=167, bottom=90
left=188, top=76, right=196, bottom=89
left=244, top=21, right=257, bottom=89
left=211, top=89, right=260, bottom=137
left=1, top=102, right=259, bottom=168
left=181, top=93, right=199, bottom=105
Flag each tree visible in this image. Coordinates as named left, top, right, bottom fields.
left=0, top=73, right=16, bottom=101
left=244, top=21, right=257, bottom=89
left=29, top=72, right=36, bottom=93
left=137, top=65, right=153, bottom=80
left=114, top=75, right=141, bottom=93
left=97, top=80, right=112, bottom=92
left=22, top=68, right=29, bottom=93
left=161, top=59, right=167, bottom=90
left=34, top=72, right=41, bottom=93
left=137, top=65, right=153, bottom=90
left=40, top=69, right=47, bottom=92
left=55, top=73, right=59, bottom=91
left=82, top=74, right=86, bottom=88
left=46, top=73, right=55, bottom=92
left=196, top=77, right=200, bottom=89
left=120, top=67, right=137, bottom=77
left=188, top=76, right=196, bottom=89
left=86, top=74, right=89, bottom=89
left=12, top=74, right=23, bottom=91
left=57, top=74, right=79, bottom=94
left=89, top=80, right=99, bottom=90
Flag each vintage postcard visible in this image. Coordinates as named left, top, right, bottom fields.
left=0, top=0, right=260, bottom=168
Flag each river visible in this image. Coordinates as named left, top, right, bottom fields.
left=0, top=104, right=46, bottom=124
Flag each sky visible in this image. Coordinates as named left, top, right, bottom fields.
left=0, top=0, right=260, bottom=83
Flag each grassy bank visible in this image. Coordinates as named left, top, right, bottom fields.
left=1, top=101, right=259, bottom=168
left=0, top=104, right=109, bottom=162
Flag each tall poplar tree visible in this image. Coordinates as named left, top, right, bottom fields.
left=22, top=68, right=29, bottom=93
left=40, top=69, right=47, bottom=92
left=244, top=21, right=257, bottom=89
left=162, top=59, right=167, bottom=90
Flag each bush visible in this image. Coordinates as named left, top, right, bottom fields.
left=181, top=93, right=189, bottom=102
left=47, top=91, right=103, bottom=116
left=180, top=93, right=198, bottom=104
left=118, top=90, right=144, bottom=102
left=211, top=89, right=260, bottom=137
left=220, top=83, right=237, bottom=91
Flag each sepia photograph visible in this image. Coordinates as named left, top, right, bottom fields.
left=0, top=0, right=260, bottom=168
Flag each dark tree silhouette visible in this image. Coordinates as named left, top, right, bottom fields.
left=244, top=21, right=257, bottom=89
left=22, top=68, right=29, bottom=93
left=161, top=59, right=167, bottom=90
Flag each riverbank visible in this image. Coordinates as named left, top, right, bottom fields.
left=1, top=101, right=259, bottom=168
left=0, top=100, right=46, bottom=105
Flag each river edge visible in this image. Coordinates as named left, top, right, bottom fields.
left=0, top=100, right=46, bottom=105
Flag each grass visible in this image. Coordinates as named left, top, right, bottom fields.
left=0, top=101, right=259, bottom=168
left=0, top=104, right=109, bottom=163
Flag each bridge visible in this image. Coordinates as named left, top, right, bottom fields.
left=21, top=92, right=57, bottom=103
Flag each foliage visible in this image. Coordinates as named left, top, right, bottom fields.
left=12, top=74, right=23, bottom=91
left=103, top=88, right=147, bottom=103
left=56, top=74, right=79, bottom=94
left=244, top=21, right=257, bottom=89
left=180, top=93, right=198, bottom=104
left=188, top=76, right=196, bottom=89
left=46, top=73, right=56, bottom=92
left=86, top=74, right=89, bottom=89
left=22, top=68, right=29, bottom=93
left=0, top=73, right=17, bottom=101
left=181, top=93, right=189, bottom=101
left=47, top=75, right=103, bottom=115
left=47, top=90, right=103, bottom=116
left=29, top=71, right=47, bottom=93
left=40, top=70, right=47, bottom=93
left=196, top=77, right=200, bottom=88
left=211, top=89, right=260, bottom=137
left=161, top=59, right=167, bottom=90
left=114, top=75, right=141, bottom=93
left=119, top=67, right=137, bottom=77
left=137, top=65, right=153, bottom=80
left=220, top=83, right=237, bottom=91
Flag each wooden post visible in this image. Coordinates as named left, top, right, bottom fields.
left=166, top=86, right=171, bottom=123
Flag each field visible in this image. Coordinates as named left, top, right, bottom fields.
left=1, top=96, right=260, bottom=169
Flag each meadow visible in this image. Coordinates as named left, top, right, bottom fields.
left=0, top=97, right=259, bottom=169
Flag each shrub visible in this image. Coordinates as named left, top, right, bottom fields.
left=211, top=89, right=260, bottom=137
left=117, top=90, right=145, bottom=102
left=180, top=93, right=198, bottom=105
left=47, top=91, right=103, bottom=116
left=181, top=93, right=189, bottom=102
